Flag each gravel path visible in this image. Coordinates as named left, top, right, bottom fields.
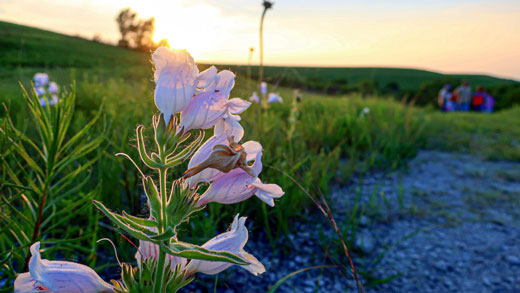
left=188, top=150, right=520, bottom=292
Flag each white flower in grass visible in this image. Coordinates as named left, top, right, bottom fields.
left=35, top=87, right=45, bottom=97
left=260, top=82, right=267, bottom=95
left=47, top=82, right=59, bottom=95
left=39, top=96, right=58, bottom=107
left=249, top=92, right=260, bottom=103
left=267, top=93, right=283, bottom=103
left=33, top=73, right=49, bottom=88
left=152, top=47, right=200, bottom=125
left=14, top=242, right=113, bottom=292
left=360, top=107, right=370, bottom=117
left=185, top=215, right=265, bottom=276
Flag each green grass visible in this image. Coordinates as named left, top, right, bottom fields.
left=425, top=107, right=520, bottom=161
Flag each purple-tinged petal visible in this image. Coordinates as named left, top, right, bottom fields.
left=135, top=240, right=186, bottom=270
left=47, top=82, right=59, bottom=94
left=250, top=178, right=285, bottom=207
left=197, top=168, right=256, bottom=206
left=180, top=91, right=228, bottom=132
left=33, top=73, right=49, bottom=88
left=227, top=98, right=251, bottom=114
left=35, top=87, right=45, bottom=97
left=27, top=242, right=113, bottom=292
left=251, top=151, right=263, bottom=178
left=249, top=92, right=260, bottom=103
left=242, top=141, right=262, bottom=161
left=197, top=66, right=218, bottom=93
left=152, top=47, right=199, bottom=124
left=268, top=93, right=283, bottom=103
left=260, top=82, right=267, bottom=95
left=215, top=118, right=244, bottom=141
left=185, top=215, right=265, bottom=276
left=215, top=70, right=235, bottom=95
left=14, top=272, right=51, bottom=292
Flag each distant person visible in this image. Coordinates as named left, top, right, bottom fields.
left=456, top=81, right=472, bottom=111
left=472, top=86, right=486, bottom=111
left=438, top=84, right=455, bottom=112
left=484, top=92, right=495, bottom=113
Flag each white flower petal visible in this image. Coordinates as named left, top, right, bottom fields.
left=242, top=141, right=262, bottom=161
left=215, top=117, right=244, bottom=141
left=251, top=178, right=285, bottom=207
left=227, top=98, right=251, bottom=114
left=185, top=215, right=264, bottom=276
left=27, top=242, right=113, bottom=292
left=152, top=47, right=199, bottom=124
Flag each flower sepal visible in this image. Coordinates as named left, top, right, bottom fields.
left=165, top=179, right=204, bottom=230
left=112, top=259, right=193, bottom=293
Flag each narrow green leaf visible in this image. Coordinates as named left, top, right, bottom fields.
left=122, top=211, right=157, bottom=228
left=93, top=200, right=156, bottom=242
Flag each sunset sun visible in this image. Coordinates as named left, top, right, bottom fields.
left=146, top=3, right=220, bottom=59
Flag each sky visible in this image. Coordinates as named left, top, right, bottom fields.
left=1, top=0, right=520, bottom=80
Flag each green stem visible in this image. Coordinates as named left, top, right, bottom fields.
left=259, top=7, right=267, bottom=84
left=153, top=167, right=168, bottom=293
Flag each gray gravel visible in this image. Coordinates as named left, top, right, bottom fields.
left=187, top=150, right=520, bottom=292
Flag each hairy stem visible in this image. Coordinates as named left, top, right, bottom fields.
left=153, top=167, right=168, bottom=293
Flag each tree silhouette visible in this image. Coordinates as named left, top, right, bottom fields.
left=116, top=8, right=137, bottom=48
left=133, top=18, right=156, bottom=51
left=116, top=8, right=156, bottom=51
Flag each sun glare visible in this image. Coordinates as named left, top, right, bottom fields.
left=135, top=2, right=220, bottom=59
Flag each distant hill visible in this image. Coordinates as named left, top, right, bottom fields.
left=207, top=65, right=518, bottom=92
left=1, top=20, right=517, bottom=93
left=0, top=21, right=148, bottom=68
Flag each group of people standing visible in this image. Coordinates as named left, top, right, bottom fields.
left=438, top=81, right=495, bottom=112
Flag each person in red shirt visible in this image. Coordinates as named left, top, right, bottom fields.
left=471, top=86, right=486, bottom=112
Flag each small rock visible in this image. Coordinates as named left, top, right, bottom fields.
left=355, top=231, right=375, bottom=253
left=506, top=255, right=520, bottom=265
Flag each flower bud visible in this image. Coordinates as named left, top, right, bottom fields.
left=184, top=137, right=254, bottom=179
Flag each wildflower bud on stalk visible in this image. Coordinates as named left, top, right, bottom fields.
left=184, top=136, right=254, bottom=178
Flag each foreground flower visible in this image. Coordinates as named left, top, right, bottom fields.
left=249, top=92, right=260, bottom=103
left=268, top=93, right=283, bottom=103
left=198, top=151, right=284, bottom=206
left=185, top=215, right=265, bottom=276
left=14, top=242, right=113, bottom=292
left=153, top=47, right=200, bottom=124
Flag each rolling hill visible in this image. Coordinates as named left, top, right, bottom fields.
left=1, top=20, right=517, bottom=93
